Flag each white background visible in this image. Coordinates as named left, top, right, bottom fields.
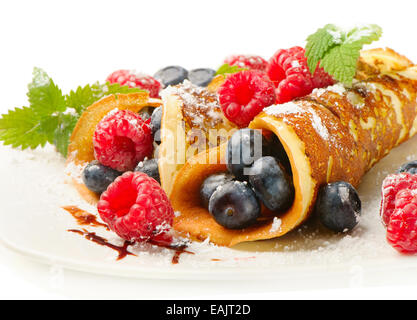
left=1, top=0, right=417, bottom=299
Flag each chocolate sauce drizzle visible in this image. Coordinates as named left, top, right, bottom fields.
left=68, top=229, right=135, bottom=260
left=149, top=240, right=195, bottom=264
left=62, top=206, right=109, bottom=230
left=64, top=206, right=194, bottom=264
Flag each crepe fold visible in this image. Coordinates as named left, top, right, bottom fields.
left=158, top=81, right=236, bottom=196
left=171, top=49, right=417, bottom=246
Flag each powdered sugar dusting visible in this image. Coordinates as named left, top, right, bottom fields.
left=327, top=83, right=346, bottom=95
left=3, top=134, right=417, bottom=274
left=105, top=108, right=119, bottom=118
left=291, top=60, right=301, bottom=68
left=270, top=217, right=282, bottom=233
left=65, top=159, right=86, bottom=184
left=310, top=109, right=329, bottom=141
left=327, top=29, right=343, bottom=44
left=347, top=24, right=378, bottom=42
left=265, top=102, right=329, bottom=141
left=312, top=87, right=326, bottom=97
left=264, top=102, right=303, bottom=116
left=161, top=80, right=224, bottom=129
left=312, top=83, right=346, bottom=97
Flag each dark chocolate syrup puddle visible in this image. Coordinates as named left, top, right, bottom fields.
left=64, top=206, right=194, bottom=264
left=62, top=206, right=109, bottom=230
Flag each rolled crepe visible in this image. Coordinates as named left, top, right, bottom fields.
left=159, top=80, right=236, bottom=196
left=171, top=48, right=417, bottom=246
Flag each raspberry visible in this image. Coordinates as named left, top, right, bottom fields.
left=266, top=46, right=334, bottom=104
left=380, top=173, right=417, bottom=226
left=106, top=70, right=162, bottom=98
left=98, top=172, right=174, bottom=242
left=386, top=189, right=417, bottom=254
left=93, top=109, right=153, bottom=172
left=218, top=70, right=276, bottom=127
left=224, top=55, right=268, bottom=72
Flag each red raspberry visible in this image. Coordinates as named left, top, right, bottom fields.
left=98, top=172, right=174, bottom=242
left=93, top=109, right=153, bottom=172
left=218, top=70, right=276, bottom=127
left=266, top=46, right=334, bottom=104
left=386, top=189, right=417, bottom=254
left=224, top=55, right=268, bottom=72
left=106, top=70, right=162, bottom=98
left=380, top=173, right=417, bottom=226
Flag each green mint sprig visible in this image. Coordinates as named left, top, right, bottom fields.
left=305, top=24, right=382, bottom=85
left=215, top=63, right=248, bottom=76
left=0, top=68, right=143, bottom=157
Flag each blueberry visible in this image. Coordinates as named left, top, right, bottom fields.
left=134, top=158, right=160, bottom=183
left=188, top=68, right=216, bottom=87
left=150, top=106, right=162, bottom=144
left=208, top=181, right=260, bottom=229
left=200, top=173, right=235, bottom=209
left=397, top=160, right=417, bottom=175
left=226, top=128, right=266, bottom=179
left=314, top=181, right=361, bottom=232
left=82, top=161, right=122, bottom=194
left=263, top=134, right=292, bottom=175
left=154, top=66, right=188, bottom=87
left=248, top=156, right=294, bottom=212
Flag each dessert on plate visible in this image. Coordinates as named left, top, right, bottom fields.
left=3, top=24, right=417, bottom=261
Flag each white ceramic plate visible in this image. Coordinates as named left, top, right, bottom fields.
left=1, top=139, right=417, bottom=284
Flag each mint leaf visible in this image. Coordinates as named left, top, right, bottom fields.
left=305, top=24, right=382, bottom=84
left=53, top=113, right=78, bottom=157
left=0, top=106, right=50, bottom=149
left=215, top=63, right=247, bottom=76
left=28, top=68, right=66, bottom=117
left=66, top=82, right=105, bottom=115
left=66, top=82, right=143, bottom=115
left=305, top=24, right=343, bottom=74
left=104, top=82, right=144, bottom=96
left=0, top=68, right=146, bottom=157
left=346, top=24, right=382, bottom=45
left=320, top=42, right=362, bottom=86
